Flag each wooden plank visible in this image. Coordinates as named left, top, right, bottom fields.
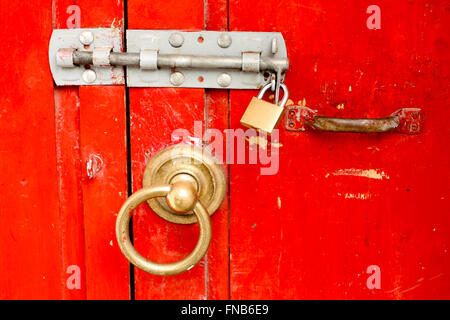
left=229, top=0, right=450, bottom=299
left=129, top=0, right=230, bottom=299
left=205, top=0, right=230, bottom=300
left=54, top=88, right=87, bottom=300
left=53, top=0, right=129, bottom=299
left=130, top=88, right=207, bottom=300
left=79, top=86, right=129, bottom=299
left=0, top=1, right=62, bottom=299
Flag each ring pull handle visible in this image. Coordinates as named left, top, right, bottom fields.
left=115, top=178, right=212, bottom=276
left=286, top=106, right=425, bottom=134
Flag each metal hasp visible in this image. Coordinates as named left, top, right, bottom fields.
left=49, top=29, right=289, bottom=89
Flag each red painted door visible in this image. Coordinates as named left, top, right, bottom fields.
left=1, top=0, right=129, bottom=299
left=0, top=0, right=448, bottom=299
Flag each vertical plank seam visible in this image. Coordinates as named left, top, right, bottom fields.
left=226, top=0, right=231, bottom=301
left=123, top=0, right=136, bottom=301
left=203, top=0, right=209, bottom=301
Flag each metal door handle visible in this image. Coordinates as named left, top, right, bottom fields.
left=286, top=107, right=425, bottom=134
left=116, top=144, right=226, bottom=276
left=116, top=181, right=211, bottom=276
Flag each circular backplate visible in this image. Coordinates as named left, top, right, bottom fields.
left=143, top=144, right=226, bottom=224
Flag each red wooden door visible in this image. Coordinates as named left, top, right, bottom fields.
left=0, top=0, right=449, bottom=300
left=1, top=0, right=129, bottom=299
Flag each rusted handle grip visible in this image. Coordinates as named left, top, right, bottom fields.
left=286, top=107, right=424, bottom=135
left=311, top=116, right=399, bottom=133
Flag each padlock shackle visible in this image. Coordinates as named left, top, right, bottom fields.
left=257, top=83, right=289, bottom=107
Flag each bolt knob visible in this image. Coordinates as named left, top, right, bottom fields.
left=166, top=181, right=198, bottom=214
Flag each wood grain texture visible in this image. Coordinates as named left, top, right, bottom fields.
left=229, top=0, right=450, bottom=299
left=128, top=0, right=230, bottom=300
left=54, top=87, right=86, bottom=299
left=205, top=0, right=230, bottom=300
left=53, top=0, right=128, bottom=299
left=128, top=0, right=206, bottom=299
left=0, top=1, right=62, bottom=299
left=79, top=86, right=129, bottom=299
left=1, top=0, right=448, bottom=300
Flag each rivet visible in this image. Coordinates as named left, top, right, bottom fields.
left=82, top=69, right=97, bottom=84
left=217, top=33, right=232, bottom=48
left=168, top=33, right=184, bottom=48
left=170, top=71, right=185, bottom=86
left=217, top=73, right=232, bottom=87
left=79, top=31, right=94, bottom=46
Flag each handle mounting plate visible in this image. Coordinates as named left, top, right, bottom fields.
left=142, top=144, right=226, bottom=224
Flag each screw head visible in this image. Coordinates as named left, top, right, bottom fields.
left=217, top=33, right=232, bottom=48
left=168, top=32, right=184, bottom=48
left=170, top=71, right=185, bottom=86
left=82, top=69, right=97, bottom=83
left=79, top=31, right=94, bottom=45
left=217, top=73, right=232, bottom=87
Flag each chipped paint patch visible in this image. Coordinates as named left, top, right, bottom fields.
left=286, top=99, right=295, bottom=106
left=297, top=98, right=307, bottom=106
left=327, top=168, right=389, bottom=180
left=247, top=136, right=283, bottom=150
left=247, top=135, right=268, bottom=149
left=277, top=196, right=281, bottom=209
left=338, top=192, right=372, bottom=200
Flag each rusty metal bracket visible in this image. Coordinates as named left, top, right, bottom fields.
left=285, top=106, right=425, bottom=134
left=49, top=28, right=289, bottom=89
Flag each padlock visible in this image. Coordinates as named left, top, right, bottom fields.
left=240, top=83, right=289, bottom=135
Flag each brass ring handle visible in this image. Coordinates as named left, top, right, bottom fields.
left=115, top=183, right=212, bottom=276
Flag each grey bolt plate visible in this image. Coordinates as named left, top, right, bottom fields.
left=126, top=30, right=287, bottom=89
left=49, top=28, right=124, bottom=86
left=49, top=29, right=287, bottom=89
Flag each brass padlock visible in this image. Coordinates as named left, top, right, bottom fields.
left=240, top=83, right=289, bottom=135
